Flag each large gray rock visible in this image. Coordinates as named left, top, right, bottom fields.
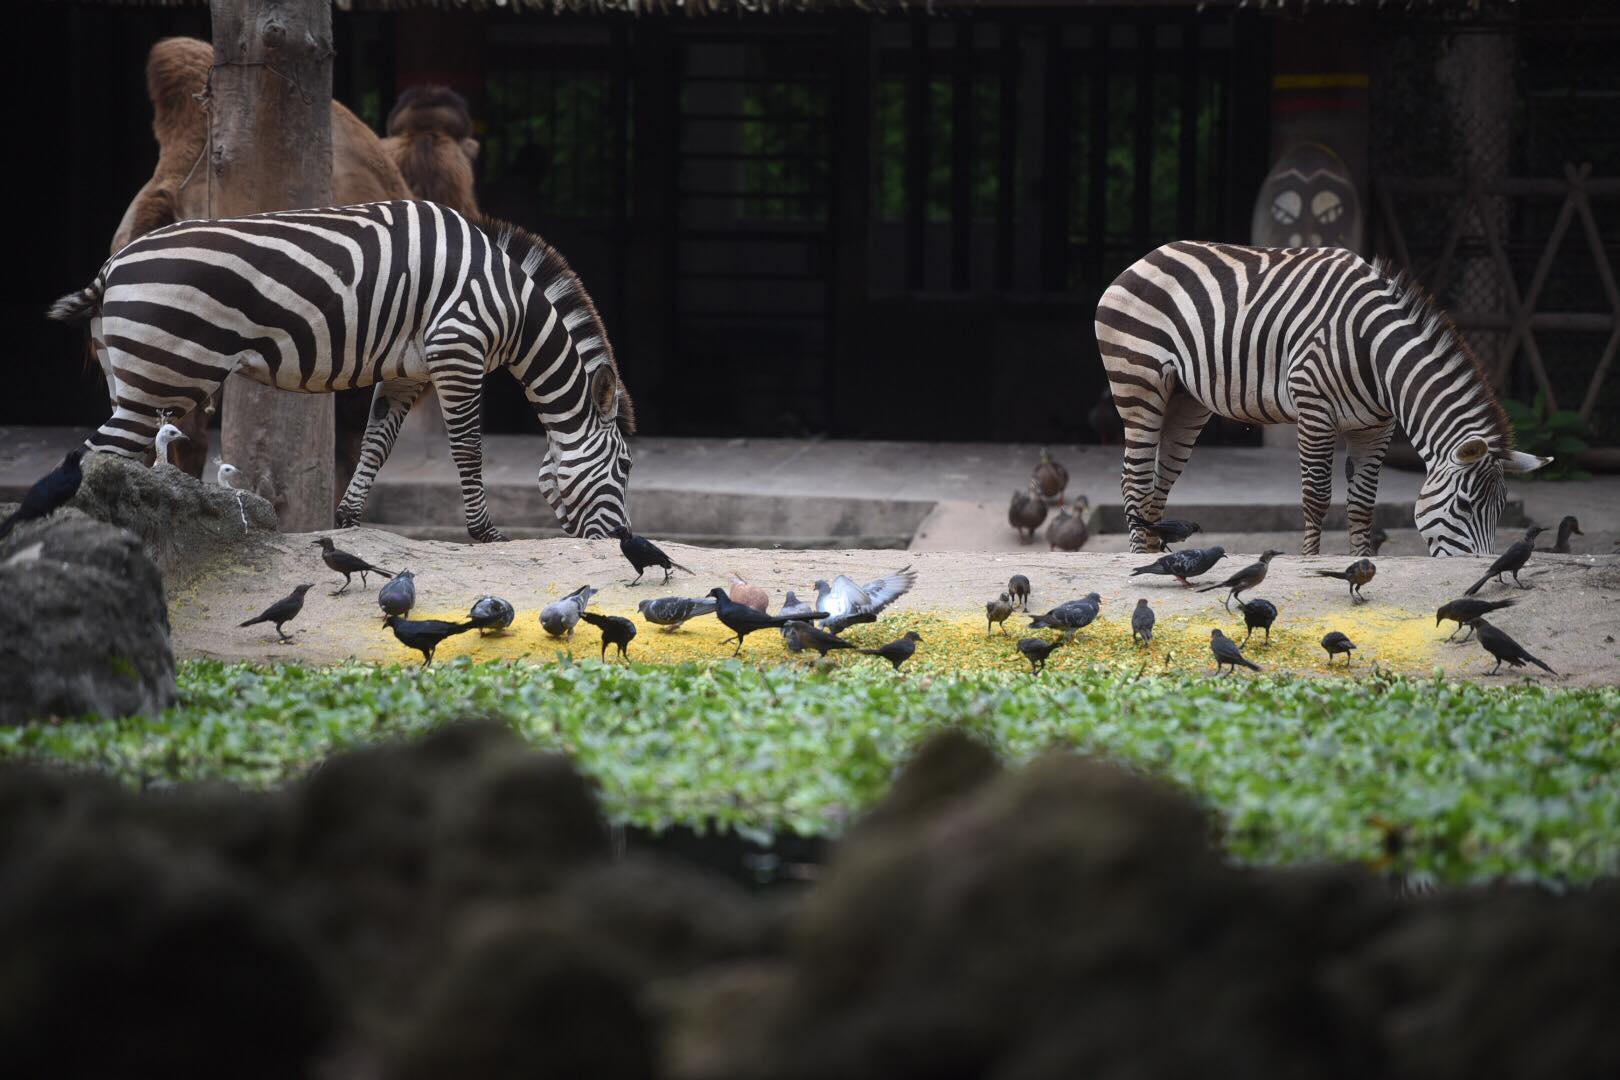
left=0, top=514, right=176, bottom=725
left=69, top=453, right=277, bottom=585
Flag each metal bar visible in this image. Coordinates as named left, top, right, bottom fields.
left=1133, top=16, right=1154, bottom=246
left=951, top=20, right=974, bottom=291
left=1449, top=313, right=1615, bottom=332
left=1373, top=179, right=1415, bottom=271
left=905, top=16, right=929, bottom=290
left=1381, top=176, right=1620, bottom=197
left=1087, top=17, right=1111, bottom=289
left=995, top=17, right=1019, bottom=291
left=1469, top=174, right=1557, bottom=405
left=1177, top=16, right=1199, bottom=237
left=1040, top=22, right=1071, bottom=290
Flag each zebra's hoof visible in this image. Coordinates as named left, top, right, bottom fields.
left=471, top=527, right=510, bottom=543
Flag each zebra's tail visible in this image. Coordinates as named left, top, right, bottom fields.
left=47, top=278, right=105, bottom=324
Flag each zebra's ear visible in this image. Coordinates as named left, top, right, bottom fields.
left=1451, top=436, right=1492, bottom=465
left=589, top=365, right=619, bottom=421
left=1499, top=449, right=1552, bottom=474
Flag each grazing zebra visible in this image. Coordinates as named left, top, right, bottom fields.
left=47, top=200, right=635, bottom=541
left=1095, top=242, right=1548, bottom=557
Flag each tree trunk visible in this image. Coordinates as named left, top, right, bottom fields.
left=209, top=0, right=335, bottom=531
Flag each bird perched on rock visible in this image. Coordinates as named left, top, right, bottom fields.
left=541, top=585, right=597, bottom=638
left=1435, top=597, right=1517, bottom=642
left=1199, top=550, right=1283, bottom=610
left=0, top=448, right=85, bottom=541
left=986, top=594, right=1014, bottom=635
left=579, top=611, right=637, bottom=662
left=1210, top=628, right=1261, bottom=674
left=1314, top=558, right=1376, bottom=602
left=610, top=525, right=691, bottom=586
left=1127, top=514, right=1203, bottom=551
left=1046, top=507, right=1088, bottom=552
left=385, top=615, right=476, bottom=667
left=637, top=596, right=718, bottom=632
left=1543, top=515, right=1583, bottom=554
left=1088, top=388, right=1125, bottom=444
left=239, top=583, right=313, bottom=643
left=313, top=537, right=395, bottom=595
left=1367, top=527, right=1389, bottom=556
left=1321, top=631, right=1357, bottom=665
left=151, top=423, right=188, bottom=467
left=728, top=572, right=770, bottom=613
left=709, top=588, right=826, bottom=656
left=377, top=570, right=416, bottom=619
left=1007, top=574, right=1030, bottom=610
left=814, top=566, right=916, bottom=631
left=217, top=462, right=241, bottom=489
left=860, top=630, right=922, bottom=671
left=1032, top=447, right=1069, bottom=505
left=1463, top=526, right=1546, bottom=595
left=1017, top=636, right=1065, bottom=675
left=1470, top=618, right=1555, bottom=677
left=468, top=595, right=515, bottom=636
left=1238, top=598, right=1278, bottom=646
left=782, top=620, right=858, bottom=659
left=1028, top=593, right=1102, bottom=639
left=1007, top=485, right=1047, bottom=544
left=1131, top=545, right=1227, bottom=587
left=1131, top=598, right=1155, bottom=645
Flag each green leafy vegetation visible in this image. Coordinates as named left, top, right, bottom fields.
left=4, top=660, right=1617, bottom=886
left=1504, top=391, right=1591, bottom=481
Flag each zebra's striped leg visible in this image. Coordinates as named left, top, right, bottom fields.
left=336, top=380, right=426, bottom=529
left=1147, top=391, right=1213, bottom=524
left=1343, top=422, right=1395, bottom=556
left=1295, top=413, right=1339, bottom=557
left=1106, top=371, right=1173, bottom=553
left=434, top=380, right=508, bottom=543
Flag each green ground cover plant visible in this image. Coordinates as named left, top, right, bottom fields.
left=4, top=659, right=1617, bottom=886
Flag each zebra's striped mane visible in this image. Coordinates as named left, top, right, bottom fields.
left=480, top=214, right=637, bottom=434
left=1373, top=258, right=1513, bottom=448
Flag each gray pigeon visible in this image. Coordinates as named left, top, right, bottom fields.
left=540, top=585, right=597, bottom=638
left=1027, top=593, right=1101, bottom=639
left=637, top=595, right=719, bottom=632
left=813, top=566, right=916, bottom=631
left=377, top=570, right=416, bottom=619
left=778, top=590, right=816, bottom=641
left=1131, top=598, right=1155, bottom=644
left=469, top=595, right=515, bottom=635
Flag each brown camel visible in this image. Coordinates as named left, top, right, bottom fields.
left=381, top=85, right=481, bottom=216
left=103, top=37, right=413, bottom=484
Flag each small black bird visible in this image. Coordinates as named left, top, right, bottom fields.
left=1131, top=545, right=1227, bottom=587
left=986, top=594, right=1014, bottom=635
left=708, top=588, right=826, bottom=656
left=579, top=611, right=637, bottom=662
left=1007, top=574, right=1031, bottom=611
left=861, top=630, right=923, bottom=671
left=469, top=595, right=515, bottom=636
left=1435, top=597, right=1517, bottom=642
left=1028, top=593, right=1102, bottom=639
left=1210, top=628, right=1261, bottom=674
left=783, top=620, right=858, bottom=659
left=1017, top=636, right=1065, bottom=675
left=1199, top=550, right=1284, bottom=610
left=1321, top=631, right=1357, bottom=665
left=1127, top=513, right=1202, bottom=550
left=0, top=448, right=86, bottom=540
left=1238, top=598, right=1278, bottom=646
left=240, top=583, right=313, bottom=642
left=1464, top=526, right=1546, bottom=595
left=1131, top=598, right=1155, bottom=645
left=1543, top=515, right=1583, bottom=554
left=637, top=595, right=718, bottom=632
left=610, top=525, right=692, bottom=586
left=385, top=615, right=477, bottom=667
left=312, top=536, right=394, bottom=595
left=1470, top=618, right=1556, bottom=677
left=1314, top=558, right=1376, bottom=602
left=1008, top=486, right=1047, bottom=544
left=1367, top=526, right=1389, bottom=556
left=377, top=570, right=416, bottom=619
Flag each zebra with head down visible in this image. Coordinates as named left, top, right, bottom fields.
left=1095, top=241, right=1548, bottom=557
left=48, top=200, right=635, bottom=540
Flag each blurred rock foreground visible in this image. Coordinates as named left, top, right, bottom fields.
left=2, top=725, right=1616, bottom=1079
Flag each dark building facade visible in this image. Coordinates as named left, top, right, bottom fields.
left=11, top=1, right=1620, bottom=445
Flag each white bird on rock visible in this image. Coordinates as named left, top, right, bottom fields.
left=217, top=462, right=241, bottom=489
left=152, top=423, right=188, bottom=466
left=812, top=565, right=917, bottom=634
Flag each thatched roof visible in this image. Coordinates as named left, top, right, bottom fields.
left=39, top=0, right=1523, bottom=12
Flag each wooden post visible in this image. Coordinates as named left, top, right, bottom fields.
left=209, top=0, right=335, bottom=531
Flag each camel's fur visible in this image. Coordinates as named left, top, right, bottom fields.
left=380, top=85, right=481, bottom=216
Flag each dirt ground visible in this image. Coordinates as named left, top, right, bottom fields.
left=170, top=527, right=1620, bottom=686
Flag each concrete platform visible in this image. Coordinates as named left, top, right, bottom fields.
left=4, top=426, right=1617, bottom=553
